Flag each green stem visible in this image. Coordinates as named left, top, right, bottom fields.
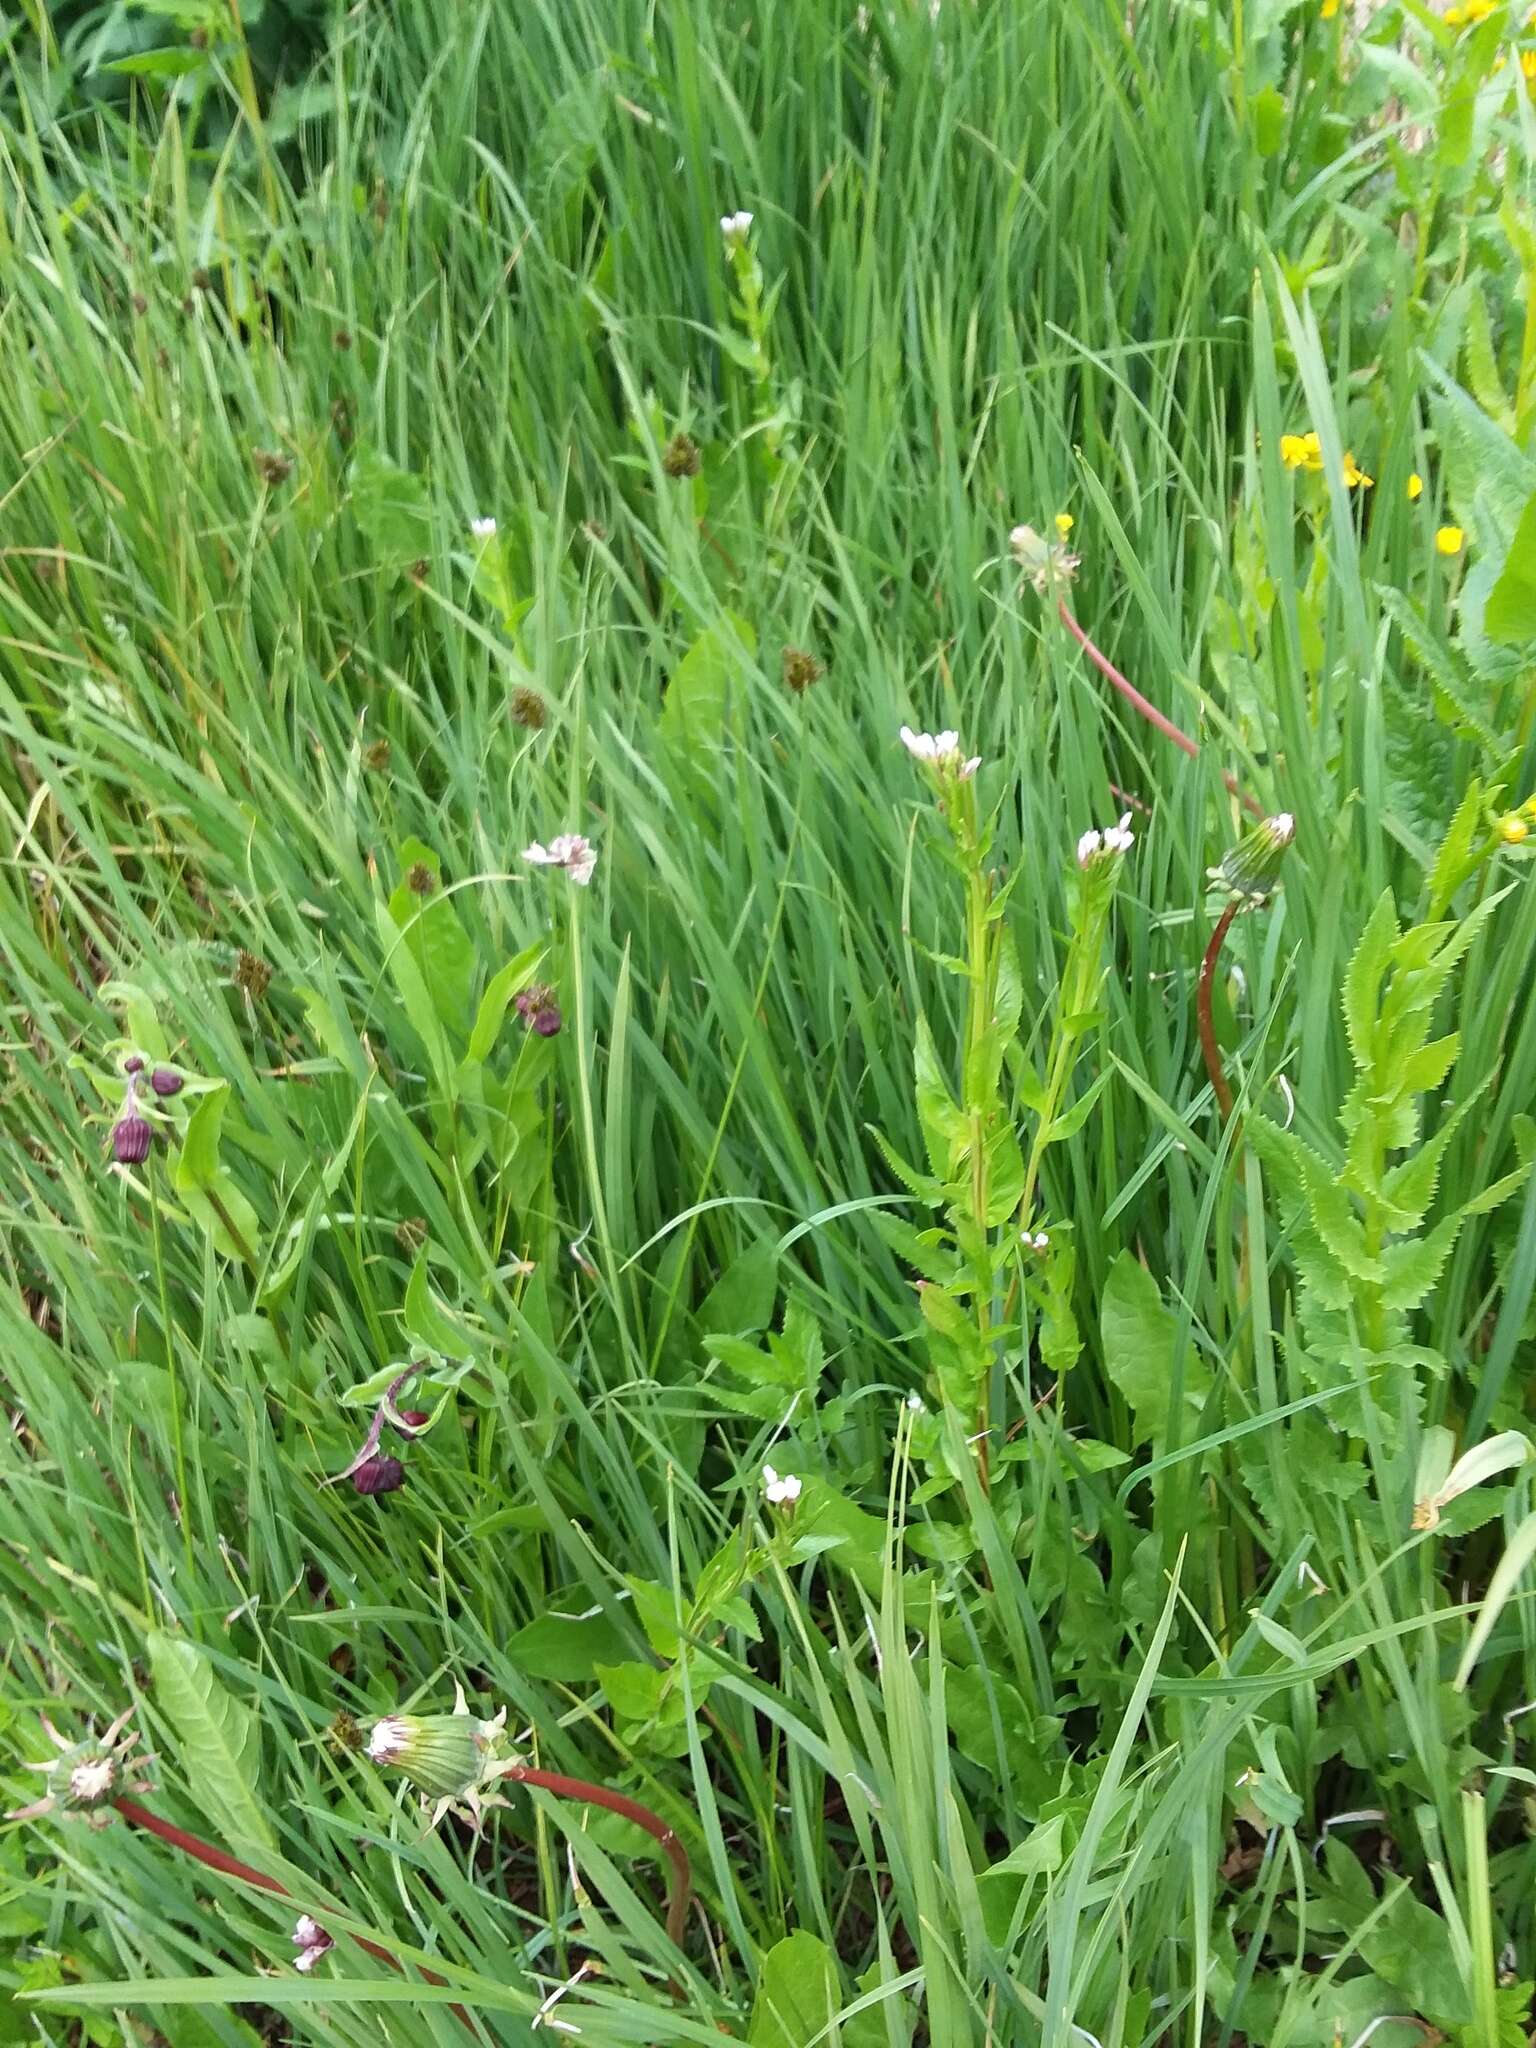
left=147, top=1164, right=195, bottom=1588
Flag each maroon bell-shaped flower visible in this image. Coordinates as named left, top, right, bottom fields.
left=150, top=1067, right=184, bottom=1097
left=352, top=1454, right=405, bottom=1496
left=111, top=1109, right=152, bottom=1164
left=532, top=1003, right=562, bottom=1037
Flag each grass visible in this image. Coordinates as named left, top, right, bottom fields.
left=2, top=0, right=1536, bottom=2043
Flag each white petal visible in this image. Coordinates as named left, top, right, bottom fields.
left=522, top=841, right=556, bottom=866
left=959, top=756, right=981, bottom=780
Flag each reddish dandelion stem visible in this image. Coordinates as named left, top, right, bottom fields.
left=509, top=1766, right=693, bottom=1952
left=1197, top=900, right=1240, bottom=1122
left=1057, top=602, right=1262, bottom=819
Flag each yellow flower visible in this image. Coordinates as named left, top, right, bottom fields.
left=1280, top=430, right=1324, bottom=472
left=1342, top=450, right=1373, bottom=489
left=1407, top=472, right=1424, bottom=500
left=1435, top=525, right=1465, bottom=556
left=1522, top=47, right=1536, bottom=83
left=1054, top=512, right=1074, bottom=538
left=1522, top=794, right=1536, bottom=819
left=1321, top=0, right=1340, bottom=15
left=1446, top=0, right=1494, bottom=24
left=1497, top=814, right=1529, bottom=845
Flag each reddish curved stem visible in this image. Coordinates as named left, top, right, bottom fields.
left=509, top=1766, right=693, bottom=1951
left=1057, top=602, right=1262, bottom=819
left=1197, top=901, right=1240, bottom=1122
left=112, top=1797, right=479, bottom=2035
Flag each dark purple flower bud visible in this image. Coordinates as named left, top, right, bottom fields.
left=533, top=1004, right=562, bottom=1037
left=393, top=1409, right=431, bottom=1433
left=111, top=1112, right=153, bottom=1165
left=150, top=1067, right=184, bottom=1097
left=122, top=1054, right=146, bottom=1075
left=513, top=989, right=536, bottom=1019
left=352, top=1454, right=405, bottom=1496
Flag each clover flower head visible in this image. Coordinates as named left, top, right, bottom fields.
left=523, top=834, right=598, bottom=886
left=1009, top=522, right=1080, bottom=595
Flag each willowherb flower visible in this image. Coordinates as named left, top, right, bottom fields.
left=1077, top=812, right=1134, bottom=869
left=522, top=834, right=597, bottom=886
left=1009, top=522, right=1080, bottom=595
left=367, top=1683, right=516, bottom=1826
left=470, top=516, right=498, bottom=541
left=7, top=1708, right=149, bottom=1827
left=1207, top=812, right=1294, bottom=905
left=720, top=210, right=754, bottom=246
left=763, top=1463, right=802, bottom=1508
left=292, top=1915, right=334, bottom=1973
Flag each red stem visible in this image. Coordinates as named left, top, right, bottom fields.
left=1197, top=900, right=1240, bottom=1122
left=509, top=1766, right=693, bottom=1951
left=114, top=1796, right=480, bottom=2036
left=1057, top=602, right=1263, bottom=819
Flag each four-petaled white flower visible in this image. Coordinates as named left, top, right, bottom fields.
left=763, top=1464, right=802, bottom=1507
left=522, top=834, right=598, bottom=887
left=720, top=210, right=754, bottom=245
left=1078, top=812, right=1134, bottom=868
left=470, top=516, right=498, bottom=541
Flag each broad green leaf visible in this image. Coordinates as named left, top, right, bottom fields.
left=749, top=1931, right=852, bottom=2048
left=466, top=943, right=547, bottom=1063
left=1455, top=1508, right=1536, bottom=1690
left=658, top=614, right=756, bottom=746
left=388, top=840, right=475, bottom=1037
left=1486, top=493, right=1536, bottom=645
left=350, top=445, right=432, bottom=568
left=697, top=1240, right=779, bottom=1337
left=170, top=1086, right=263, bottom=1264
left=914, top=1015, right=968, bottom=1182
left=1099, top=1252, right=1210, bottom=1446
left=507, top=1598, right=635, bottom=1681
left=147, top=1633, right=275, bottom=1858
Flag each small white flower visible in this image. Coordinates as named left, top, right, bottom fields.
left=763, top=1463, right=802, bottom=1507
left=720, top=210, right=754, bottom=245
left=470, top=516, right=498, bottom=541
left=1033, top=1231, right=1050, bottom=1252
left=1078, top=812, right=1134, bottom=867
left=900, top=727, right=975, bottom=777
left=906, top=1393, right=926, bottom=1413
left=1076, top=829, right=1102, bottom=868
left=958, top=755, right=982, bottom=780
left=522, top=833, right=598, bottom=886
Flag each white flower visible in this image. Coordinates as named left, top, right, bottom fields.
left=906, top=1393, right=927, bottom=1413
left=958, top=755, right=982, bottom=780
left=522, top=834, right=598, bottom=886
left=470, top=516, right=498, bottom=541
left=720, top=210, right=754, bottom=245
left=1032, top=1231, right=1050, bottom=1252
left=366, top=1716, right=410, bottom=1764
left=1078, top=812, right=1134, bottom=867
left=1076, top=829, right=1102, bottom=868
left=292, top=1915, right=333, bottom=1972
left=900, top=726, right=976, bottom=777
left=763, top=1463, right=802, bottom=1507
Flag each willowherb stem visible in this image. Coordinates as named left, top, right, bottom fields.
left=1057, top=602, right=1262, bottom=819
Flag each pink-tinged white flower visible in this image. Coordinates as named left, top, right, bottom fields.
left=292, top=1915, right=334, bottom=1972
left=720, top=210, right=754, bottom=245
left=763, top=1464, right=802, bottom=1507
left=522, top=833, right=597, bottom=886
left=1024, top=1230, right=1050, bottom=1252
left=470, top=516, right=498, bottom=542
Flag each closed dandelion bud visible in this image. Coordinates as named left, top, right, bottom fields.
left=1207, top=813, right=1294, bottom=906
left=366, top=1702, right=506, bottom=1803
left=150, top=1067, right=184, bottom=1097
left=352, top=1453, right=405, bottom=1496
left=111, top=1110, right=153, bottom=1165
left=661, top=432, right=702, bottom=479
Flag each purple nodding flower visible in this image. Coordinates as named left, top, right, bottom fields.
left=392, top=1409, right=431, bottom=1434
left=111, top=1111, right=153, bottom=1165
left=352, top=1454, right=405, bottom=1496
left=123, top=1054, right=146, bottom=1075
left=150, top=1067, right=184, bottom=1097
left=533, top=1004, right=562, bottom=1037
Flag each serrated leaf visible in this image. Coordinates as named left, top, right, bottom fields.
left=147, top=1634, right=275, bottom=1858
left=914, top=1014, right=968, bottom=1182
left=1343, top=890, right=1399, bottom=1076
left=870, top=1128, right=945, bottom=1204
left=1379, top=1214, right=1461, bottom=1312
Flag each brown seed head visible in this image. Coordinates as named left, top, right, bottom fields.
left=234, top=949, right=272, bottom=999
left=510, top=686, right=547, bottom=730
left=253, top=449, right=293, bottom=487
left=395, top=1215, right=428, bottom=1256
left=661, top=432, right=702, bottom=479
left=363, top=738, right=392, bottom=772
left=406, top=862, right=437, bottom=895
left=781, top=646, right=824, bottom=694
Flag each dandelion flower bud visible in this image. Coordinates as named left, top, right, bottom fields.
left=366, top=1693, right=509, bottom=1805
left=1207, top=812, right=1295, bottom=906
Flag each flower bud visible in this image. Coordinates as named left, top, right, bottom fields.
left=352, top=1454, right=405, bottom=1496
left=123, top=1054, right=146, bottom=1075
left=111, top=1110, right=153, bottom=1165
left=1206, top=813, right=1294, bottom=906
left=532, top=1003, right=562, bottom=1037
left=292, top=1915, right=334, bottom=1971
left=393, top=1409, right=431, bottom=1432
left=150, top=1067, right=184, bottom=1097
left=366, top=1702, right=507, bottom=1803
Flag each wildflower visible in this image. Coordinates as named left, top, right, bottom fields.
left=470, top=516, right=498, bottom=541
left=327, top=1711, right=365, bottom=1756
left=1407, top=472, right=1424, bottom=501
left=522, top=834, right=598, bottom=886
left=515, top=985, right=565, bottom=1036
left=150, top=1067, right=184, bottom=1097
left=1297, top=1558, right=1330, bottom=1596
left=906, top=1393, right=927, bottom=1412
left=1498, top=813, right=1529, bottom=846
left=110, top=1066, right=153, bottom=1166
left=1279, top=431, right=1323, bottom=473
left=292, top=1916, right=334, bottom=1973
left=720, top=210, right=754, bottom=246
left=1054, top=512, right=1074, bottom=538
left=1207, top=812, right=1295, bottom=905
left=781, top=646, right=824, bottom=693
left=234, top=949, right=272, bottom=999
left=1321, top=0, right=1340, bottom=16
left=252, top=450, right=293, bottom=487
left=899, top=727, right=980, bottom=778
left=1023, top=1229, right=1050, bottom=1252
left=1436, top=525, right=1464, bottom=556
left=1077, top=812, right=1134, bottom=868
left=367, top=1683, right=515, bottom=1826
left=1341, top=451, right=1373, bottom=490
left=1445, top=0, right=1493, bottom=24
left=763, top=1464, right=802, bottom=1508
left=122, top=1054, right=146, bottom=1075
left=352, top=1454, right=406, bottom=1496
left=1523, top=47, right=1536, bottom=85
left=1414, top=1429, right=1530, bottom=1532
left=395, top=1216, right=428, bottom=1256
left=392, top=1409, right=432, bottom=1433
left=511, top=686, right=547, bottom=729
left=7, top=1708, right=147, bottom=1826
left=1009, top=521, right=1080, bottom=594
left=406, top=862, right=437, bottom=896
left=661, top=432, right=702, bottom=479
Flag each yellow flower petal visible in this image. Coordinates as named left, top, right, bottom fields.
left=1407, top=472, right=1423, bottom=500
left=1498, top=814, right=1529, bottom=845
left=1054, top=512, right=1074, bottom=538
left=1321, top=0, right=1340, bottom=16
left=1435, top=525, right=1464, bottom=556
left=1342, top=451, right=1373, bottom=489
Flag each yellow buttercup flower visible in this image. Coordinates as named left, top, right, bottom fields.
left=1321, top=0, right=1340, bottom=15
left=1445, top=0, right=1495, bottom=25
left=1522, top=47, right=1536, bottom=84
left=1436, top=526, right=1464, bottom=556
left=1407, top=472, right=1424, bottom=500
left=1280, top=430, right=1324, bottom=472
left=1342, top=451, right=1373, bottom=489
left=1054, top=512, right=1074, bottom=538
